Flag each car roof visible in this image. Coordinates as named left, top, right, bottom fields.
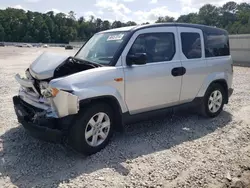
left=100, top=26, right=137, bottom=33
left=99, top=23, right=228, bottom=35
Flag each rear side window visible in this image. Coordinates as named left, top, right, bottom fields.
left=205, top=32, right=230, bottom=57
left=181, top=32, right=202, bottom=59
left=128, top=33, right=175, bottom=63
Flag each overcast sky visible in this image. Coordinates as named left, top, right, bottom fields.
left=0, top=0, right=249, bottom=23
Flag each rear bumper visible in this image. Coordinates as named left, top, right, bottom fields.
left=13, top=96, right=64, bottom=143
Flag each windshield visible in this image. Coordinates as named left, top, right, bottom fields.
left=75, top=32, right=129, bottom=65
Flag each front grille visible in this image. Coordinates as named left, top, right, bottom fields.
left=33, top=79, right=41, bottom=95
left=26, top=69, right=41, bottom=95
left=19, top=97, right=44, bottom=118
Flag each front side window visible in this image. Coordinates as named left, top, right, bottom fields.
left=75, top=32, right=129, bottom=65
left=181, top=32, right=202, bottom=59
left=205, top=32, right=230, bottom=57
left=128, top=33, right=175, bottom=63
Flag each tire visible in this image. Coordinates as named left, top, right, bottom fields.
left=200, top=83, right=226, bottom=118
left=68, top=102, right=114, bottom=155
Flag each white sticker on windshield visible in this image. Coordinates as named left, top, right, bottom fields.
left=107, top=34, right=124, bottom=41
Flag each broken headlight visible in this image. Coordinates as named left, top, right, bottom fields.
left=25, top=69, right=32, bottom=80
left=40, top=82, right=59, bottom=98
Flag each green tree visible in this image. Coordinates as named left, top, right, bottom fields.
left=102, top=20, right=111, bottom=30
left=112, top=21, right=123, bottom=28
left=95, top=18, right=103, bottom=32
left=68, top=11, right=76, bottom=21
left=236, top=3, right=250, bottom=25
left=222, top=1, right=237, bottom=13
left=177, top=13, right=200, bottom=23
left=39, top=24, right=51, bottom=43
left=219, top=2, right=237, bottom=27
left=156, top=16, right=175, bottom=23
left=199, top=4, right=220, bottom=26
left=1, top=1, right=250, bottom=43
left=22, top=34, right=33, bottom=42
left=78, top=16, right=85, bottom=24
left=126, top=21, right=137, bottom=26
left=0, top=24, right=5, bottom=41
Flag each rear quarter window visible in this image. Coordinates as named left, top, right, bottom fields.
left=205, top=32, right=230, bottom=57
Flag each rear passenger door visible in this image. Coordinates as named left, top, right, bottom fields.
left=177, top=27, right=208, bottom=103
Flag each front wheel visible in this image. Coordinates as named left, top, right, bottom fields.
left=200, top=83, right=226, bottom=118
left=68, top=103, right=114, bottom=155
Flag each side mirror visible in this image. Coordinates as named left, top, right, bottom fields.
left=126, top=53, right=147, bottom=66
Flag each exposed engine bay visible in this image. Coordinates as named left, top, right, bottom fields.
left=53, top=57, right=99, bottom=79
left=28, top=52, right=101, bottom=81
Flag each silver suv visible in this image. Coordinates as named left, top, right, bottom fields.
left=13, top=23, right=233, bottom=155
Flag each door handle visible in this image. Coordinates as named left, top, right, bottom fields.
left=171, top=67, right=186, bottom=77
left=171, top=68, right=180, bottom=77
left=181, top=67, right=186, bottom=75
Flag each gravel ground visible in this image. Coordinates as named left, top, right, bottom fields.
left=0, top=47, right=250, bottom=188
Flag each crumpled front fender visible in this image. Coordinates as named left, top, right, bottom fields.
left=50, top=90, right=79, bottom=118
left=73, top=86, right=128, bottom=113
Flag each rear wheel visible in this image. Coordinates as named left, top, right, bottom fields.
left=68, top=103, right=114, bottom=155
left=200, top=83, right=226, bottom=118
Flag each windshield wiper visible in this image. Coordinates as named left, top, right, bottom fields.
left=72, top=57, right=104, bottom=67
left=98, top=57, right=113, bottom=61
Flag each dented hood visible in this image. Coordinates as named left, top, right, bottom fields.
left=29, top=52, right=69, bottom=80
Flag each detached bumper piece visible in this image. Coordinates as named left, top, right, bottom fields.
left=13, top=96, right=63, bottom=143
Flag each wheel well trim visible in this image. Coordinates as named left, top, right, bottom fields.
left=79, top=95, right=122, bottom=110
left=79, top=95, right=126, bottom=132
left=207, top=79, right=229, bottom=103
left=197, top=72, right=229, bottom=97
left=199, top=79, right=229, bottom=104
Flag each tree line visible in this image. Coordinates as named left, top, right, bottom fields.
left=0, top=1, right=250, bottom=43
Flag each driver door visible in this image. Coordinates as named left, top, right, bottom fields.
left=121, top=27, right=183, bottom=115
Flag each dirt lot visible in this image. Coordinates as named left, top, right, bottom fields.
left=0, top=46, right=250, bottom=188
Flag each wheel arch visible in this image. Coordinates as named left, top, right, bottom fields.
left=208, top=79, right=228, bottom=103
left=79, top=95, right=125, bottom=132
left=202, top=79, right=229, bottom=104
left=197, top=71, right=230, bottom=104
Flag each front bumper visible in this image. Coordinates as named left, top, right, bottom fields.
left=13, top=96, right=71, bottom=143
left=15, top=73, right=79, bottom=118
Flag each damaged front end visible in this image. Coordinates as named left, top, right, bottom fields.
left=13, top=71, right=79, bottom=143
left=15, top=69, right=79, bottom=119
left=12, top=52, right=97, bottom=143
left=13, top=96, right=64, bottom=143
